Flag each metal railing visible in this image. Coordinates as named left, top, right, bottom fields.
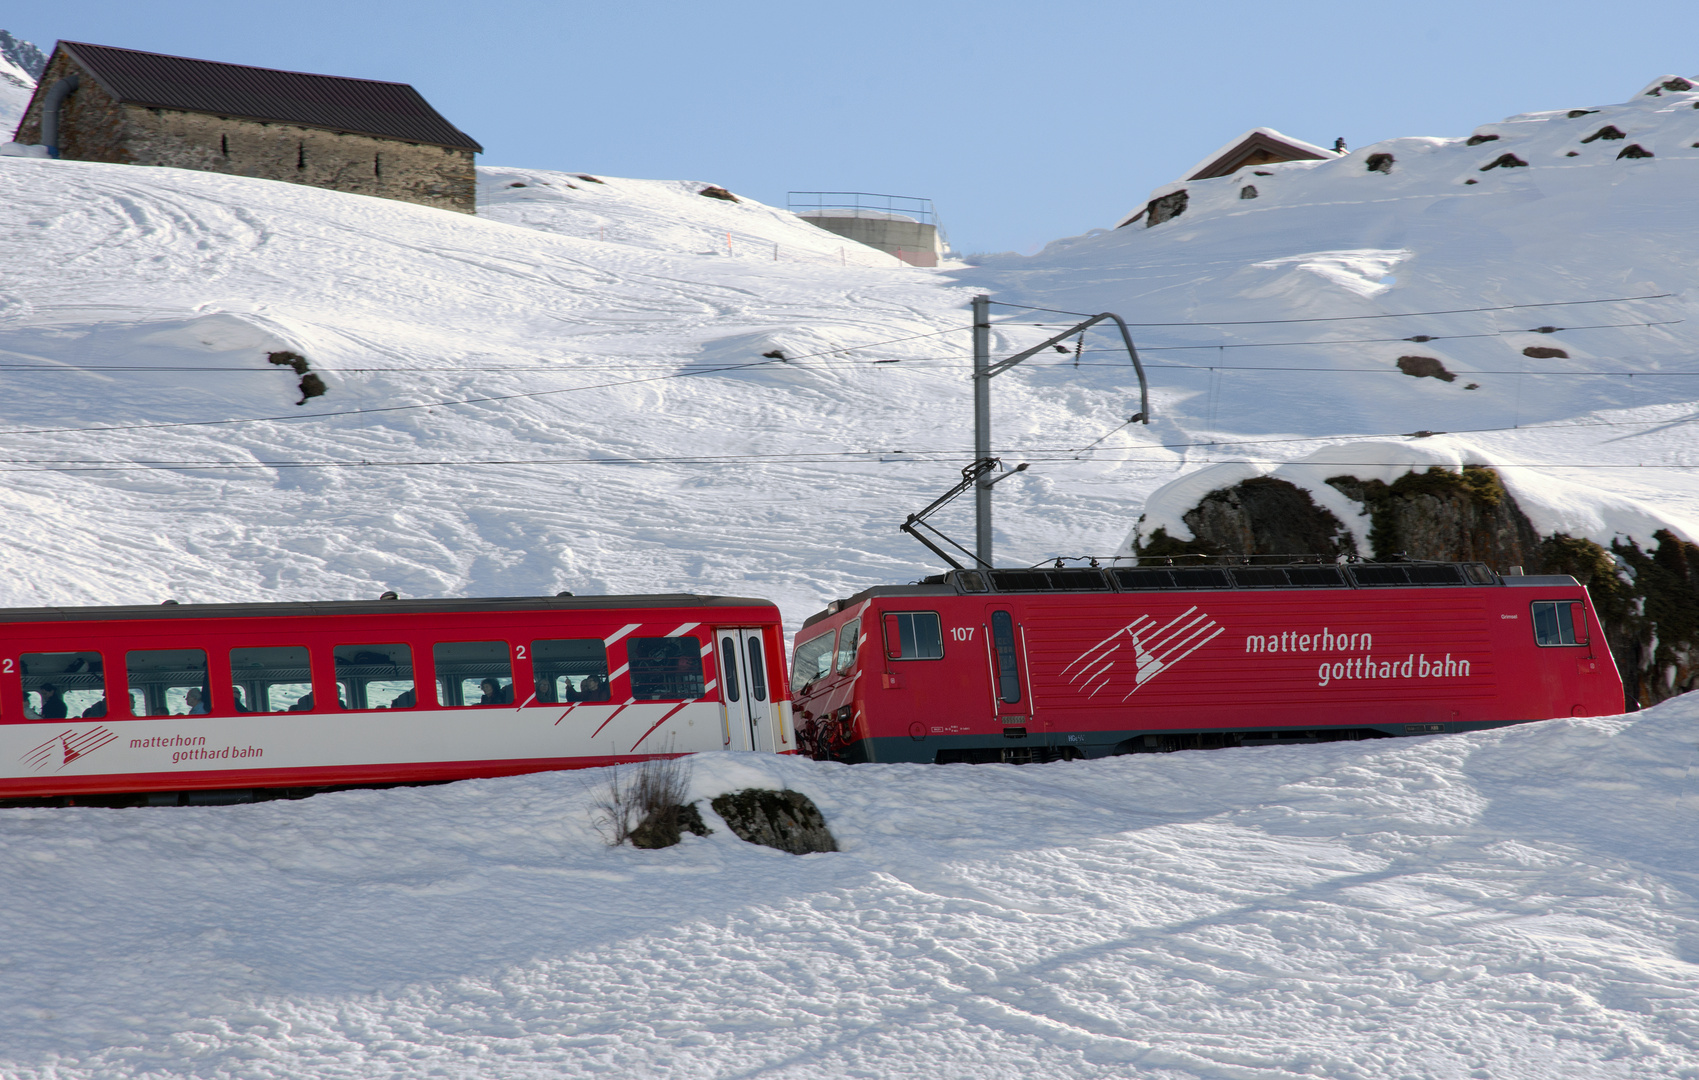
left=787, top=191, right=936, bottom=225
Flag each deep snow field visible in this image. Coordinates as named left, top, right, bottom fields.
left=2, top=67, right=1699, bottom=1078
left=5, top=700, right=1699, bottom=1079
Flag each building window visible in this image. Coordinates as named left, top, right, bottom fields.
left=297, top=142, right=305, bottom=169
left=373, top=153, right=382, bottom=178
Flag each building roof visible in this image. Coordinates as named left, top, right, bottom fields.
left=1181, top=127, right=1334, bottom=181
left=53, top=41, right=482, bottom=152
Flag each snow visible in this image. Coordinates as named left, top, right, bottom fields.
left=1131, top=437, right=1699, bottom=553
left=1179, top=126, right=1340, bottom=185
left=966, top=75, right=1699, bottom=554
left=0, top=44, right=35, bottom=136
left=2, top=69, right=1699, bottom=1077
left=6, top=699, right=1699, bottom=1078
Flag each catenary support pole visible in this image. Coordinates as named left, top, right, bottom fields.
left=972, top=294, right=993, bottom=566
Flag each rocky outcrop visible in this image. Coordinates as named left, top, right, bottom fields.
left=1140, top=477, right=1356, bottom=560
left=710, top=789, right=838, bottom=854
left=1136, top=466, right=1698, bottom=710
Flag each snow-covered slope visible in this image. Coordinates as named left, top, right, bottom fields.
left=477, top=167, right=913, bottom=268
left=6, top=699, right=1699, bottom=1078
left=0, top=155, right=1173, bottom=621
left=0, top=30, right=40, bottom=134
left=966, top=76, right=1699, bottom=439
left=5, top=66, right=1699, bottom=1080
left=958, top=77, right=1699, bottom=554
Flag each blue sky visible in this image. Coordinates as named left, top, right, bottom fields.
left=11, top=1, right=1699, bottom=254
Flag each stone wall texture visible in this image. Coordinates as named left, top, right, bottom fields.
left=15, top=52, right=475, bottom=213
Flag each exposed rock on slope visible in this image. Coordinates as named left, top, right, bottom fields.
left=1138, top=466, right=1698, bottom=710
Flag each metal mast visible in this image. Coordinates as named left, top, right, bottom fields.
left=972, top=294, right=993, bottom=565
left=966, top=293, right=1150, bottom=569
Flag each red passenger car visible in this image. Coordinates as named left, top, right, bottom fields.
left=0, top=593, right=791, bottom=803
left=790, top=562, right=1623, bottom=764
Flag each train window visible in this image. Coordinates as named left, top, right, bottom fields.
left=1531, top=601, right=1589, bottom=646
left=746, top=637, right=767, bottom=702
left=990, top=610, right=1022, bottom=704
left=834, top=618, right=861, bottom=675
left=791, top=630, right=836, bottom=692
left=126, top=649, right=210, bottom=718
left=20, top=652, right=106, bottom=720
left=433, top=641, right=513, bottom=707
left=231, top=646, right=315, bottom=712
left=629, top=636, right=705, bottom=700
left=883, top=612, right=944, bottom=660
left=334, top=644, right=416, bottom=710
left=531, top=638, right=609, bottom=703
left=720, top=636, right=741, bottom=702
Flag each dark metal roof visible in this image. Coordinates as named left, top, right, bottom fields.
left=0, top=594, right=775, bottom=626
left=1187, top=130, right=1328, bottom=181
left=58, top=41, right=482, bottom=151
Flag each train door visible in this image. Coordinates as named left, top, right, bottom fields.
left=716, top=627, right=774, bottom=752
left=985, top=607, right=1031, bottom=731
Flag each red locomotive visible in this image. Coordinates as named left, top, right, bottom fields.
left=0, top=593, right=791, bottom=803
left=790, top=561, right=1623, bottom=764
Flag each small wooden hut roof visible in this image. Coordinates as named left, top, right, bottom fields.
left=48, top=41, right=482, bottom=151
left=1181, top=127, right=1334, bottom=180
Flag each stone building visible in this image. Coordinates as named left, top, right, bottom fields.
left=13, top=41, right=481, bottom=213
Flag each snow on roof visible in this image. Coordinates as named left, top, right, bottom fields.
left=1181, top=126, right=1338, bottom=181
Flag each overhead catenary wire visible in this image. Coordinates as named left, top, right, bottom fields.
left=3, top=411, right=1695, bottom=473
left=0, top=320, right=1687, bottom=375
left=986, top=318, right=1685, bottom=351
left=985, top=292, right=1677, bottom=325
left=0, top=457, right=1690, bottom=475
left=0, top=292, right=1686, bottom=443
left=0, top=324, right=977, bottom=439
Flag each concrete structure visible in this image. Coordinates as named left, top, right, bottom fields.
left=14, top=41, right=481, bottom=213
left=790, top=193, right=942, bottom=267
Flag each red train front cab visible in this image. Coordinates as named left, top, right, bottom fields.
left=790, top=562, right=1624, bottom=764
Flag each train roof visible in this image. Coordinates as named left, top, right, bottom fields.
left=801, top=561, right=1578, bottom=628
left=0, top=593, right=776, bottom=626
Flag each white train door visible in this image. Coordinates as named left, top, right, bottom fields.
left=717, top=628, right=774, bottom=752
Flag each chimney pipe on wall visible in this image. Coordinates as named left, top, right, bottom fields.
left=40, top=74, right=79, bottom=157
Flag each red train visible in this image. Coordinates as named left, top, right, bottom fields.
left=789, top=561, right=1624, bottom=764
left=0, top=558, right=1627, bottom=801
left=0, top=593, right=790, bottom=803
